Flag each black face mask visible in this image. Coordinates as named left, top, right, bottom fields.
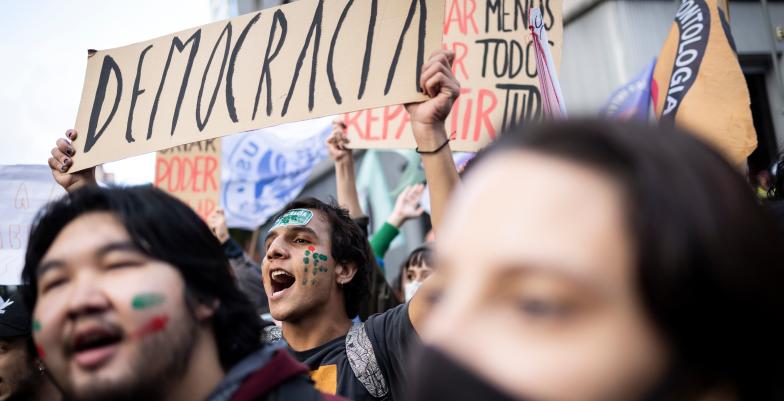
left=407, top=345, right=530, bottom=401
left=407, top=345, right=681, bottom=401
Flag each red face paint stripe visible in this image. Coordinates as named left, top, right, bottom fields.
left=36, top=344, right=46, bottom=359
left=133, top=315, right=169, bottom=339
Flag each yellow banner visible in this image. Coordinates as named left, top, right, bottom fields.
left=653, top=0, right=756, bottom=165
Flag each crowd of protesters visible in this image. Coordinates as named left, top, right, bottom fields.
left=1, top=48, right=783, bottom=401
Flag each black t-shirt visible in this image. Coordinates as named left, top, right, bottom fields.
left=288, top=303, right=417, bottom=401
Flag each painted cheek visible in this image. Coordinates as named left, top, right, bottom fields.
left=31, top=319, right=46, bottom=359
left=129, top=292, right=171, bottom=340
left=302, top=249, right=330, bottom=286
left=32, top=317, right=57, bottom=360
left=132, top=315, right=170, bottom=340
left=131, top=292, right=166, bottom=310
left=36, top=344, right=46, bottom=359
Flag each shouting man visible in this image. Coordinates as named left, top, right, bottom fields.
left=253, top=49, right=461, bottom=401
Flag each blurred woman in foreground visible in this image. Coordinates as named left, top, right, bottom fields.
left=411, top=120, right=783, bottom=401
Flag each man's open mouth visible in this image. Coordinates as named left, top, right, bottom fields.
left=270, top=269, right=296, bottom=296
left=70, top=326, right=123, bottom=370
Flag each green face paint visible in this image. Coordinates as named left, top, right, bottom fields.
left=132, top=293, right=166, bottom=310
left=32, top=320, right=42, bottom=332
left=270, top=209, right=313, bottom=231
left=302, top=249, right=330, bottom=286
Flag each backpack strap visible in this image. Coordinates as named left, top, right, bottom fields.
left=261, top=325, right=283, bottom=344
left=345, top=323, right=388, bottom=398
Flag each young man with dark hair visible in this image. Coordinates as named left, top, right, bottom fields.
left=251, top=50, right=461, bottom=401
left=20, top=186, right=346, bottom=401
left=0, top=291, right=59, bottom=401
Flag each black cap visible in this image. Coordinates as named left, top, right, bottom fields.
left=0, top=293, right=31, bottom=338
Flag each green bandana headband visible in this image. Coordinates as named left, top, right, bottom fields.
left=270, top=209, right=313, bottom=231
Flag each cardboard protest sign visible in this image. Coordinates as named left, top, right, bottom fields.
left=0, top=165, right=66, bottom=285
left=344, top=0, right=563, bottom=151
left=71, top=0, right=445, bottom=171
left=653, top=0, right=756, bottom=165
left=155, top=140, right=221, bottom=220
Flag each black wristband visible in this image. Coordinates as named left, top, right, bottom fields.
left=416, top=137, right=451, bottom=154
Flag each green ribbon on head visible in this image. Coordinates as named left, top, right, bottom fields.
left=269, top=209, right=314, bottom=231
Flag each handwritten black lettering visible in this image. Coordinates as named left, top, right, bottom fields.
left=203, top=138, right=217, bottom=152
left=84, top=55, right=123, bottom=153
left=126, top=44, right=153, bottom=144
left=227, top=13, right=261, bottom=123
left=476, top=38, right=527, bottom=79
left=253, top=10, right=287, bottom=119
left=385, top=0, right=427, bottom=94
left=485, top=0, right=544, bottom=33
left=281, top=0, right=324, bottom=116
left=327, top=0, right=354, bottom=105
left=541, top=0, right=554, bottom=30
left=497, top=83, right=540, bottom=131
left=357, top=0, right=378, bottom=100
left=147, top=30, right=202, bottom=139
left=197, top=22, right=232, bottom=131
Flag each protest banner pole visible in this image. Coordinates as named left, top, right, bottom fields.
left=716, top=0, right=729, bottom=15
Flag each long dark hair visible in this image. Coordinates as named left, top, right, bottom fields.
left=473, top=119, right=784, bottom=400
left=271, top=198, right=370, bottom=319
left=21, top=186, right=262, bottom=370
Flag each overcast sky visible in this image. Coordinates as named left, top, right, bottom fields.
left=0, top=1, right=214, bottom=184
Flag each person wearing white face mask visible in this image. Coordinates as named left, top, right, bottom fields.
left=396, top=245, right=434, bottom=303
